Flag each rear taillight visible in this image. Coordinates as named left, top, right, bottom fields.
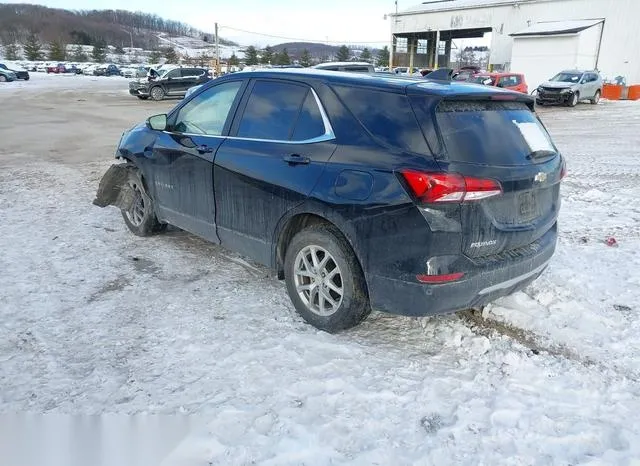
left=400, top=170, right=502, bottom=203
left=560, top=159, right=567, bottom=179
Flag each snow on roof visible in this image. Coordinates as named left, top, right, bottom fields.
left=402, top=0, right=540, bottom=14
left=511, top=19, right=604, bottom=36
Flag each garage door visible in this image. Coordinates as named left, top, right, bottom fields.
left=511, top=35, right=580, bottom=93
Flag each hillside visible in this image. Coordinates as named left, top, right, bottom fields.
left=271, top=42, right=381, bottom=62
left=0, top=4, right=235, bottom=50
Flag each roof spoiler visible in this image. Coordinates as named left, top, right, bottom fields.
left=423, top=68, right=453, bottom=81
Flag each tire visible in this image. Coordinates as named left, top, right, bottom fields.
left=568, top=92, right=579, bottom=107
left=591, top=90, right=601, bottom=105
left=137, top=96, right=149, bottom=100
left=24, top=75, right=29, bottom=81
left=284, top=224, right=370, bottom=333
left=120, top=167, right=167, bottom=236
left=150, top=86, right=165, bottom=101
left=0, top=75, right=6, bottom=82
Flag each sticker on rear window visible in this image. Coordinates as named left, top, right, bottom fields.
left=512, top=121, right=555, bottom=153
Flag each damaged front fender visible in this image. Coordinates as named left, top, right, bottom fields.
left=93, top=164, right=135, bottom=211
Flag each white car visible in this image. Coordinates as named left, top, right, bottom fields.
left=120, top=68, right=137, bottom=78
left=36, top=63, right=48, bottom=73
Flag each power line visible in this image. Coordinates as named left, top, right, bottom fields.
left=218, top=24, right=389, bottom=45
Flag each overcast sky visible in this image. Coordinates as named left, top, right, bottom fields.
left=5, top=0, right=406, bottom=46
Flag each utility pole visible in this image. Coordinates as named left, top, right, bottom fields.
left=215, top=22, right=220, bottom=76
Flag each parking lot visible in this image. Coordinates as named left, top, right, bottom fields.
left=1, top=73, right=640, bottom=464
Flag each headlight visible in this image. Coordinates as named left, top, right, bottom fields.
left=537, top=87, right=544, bottom=93
left=560, top=88, right=572, bottom=94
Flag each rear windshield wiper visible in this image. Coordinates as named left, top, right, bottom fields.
left=526, top=149, right=557, bottom=160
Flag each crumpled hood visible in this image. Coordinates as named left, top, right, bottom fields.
left=540, top=81, right=576, bottom=90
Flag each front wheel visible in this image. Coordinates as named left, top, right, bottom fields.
left=568, top=92, right=579, bottom=107
left=150, top=86, right=165, bottom=101
left=0, top=75, right=6, bottom=82
left=591, top=90, right=601, bottom=105
left=121, top=168, right=166, bottom=236
left=284, top=224, right=370, bottom=333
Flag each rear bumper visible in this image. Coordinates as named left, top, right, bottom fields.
left=367, top=229, right=556, bottom=317
left=15, top=71, right=29, bottom=80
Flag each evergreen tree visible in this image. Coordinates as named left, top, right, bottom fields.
left=336, top=45, right=350, bottom=62
left=115, top=45, right=125, bottom=55
left=228, top=53, right=239, bottom=66
left=3, top=42, right=20, bottom=61
left=23, top=34, right=43, bottom=61
left=261, top=45, right=273, bottom=64
left=149, top=49, right=162, bottom=64
left=48, top=40, right=66, bottom=61
left=164, top=47, right=178, bottom=63
left=72, top=44, right=88, bottom=62
left=91, top=40, right=107, bottom=63
left=299, top=49, right=311, bottom=67
left=376, top=46, right=389, bottom=67
left=276, top=48, right=290, bottom=65
left=244, top=45, right=259, bottom=65
left=360, top=47, right=372, bottom=62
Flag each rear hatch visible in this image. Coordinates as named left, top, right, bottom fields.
left=411, top=97, right=563, bottom=258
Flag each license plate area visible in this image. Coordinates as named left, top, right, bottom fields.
left=518, top=191, right=538, bottom=221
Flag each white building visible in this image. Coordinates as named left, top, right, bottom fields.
left=390, top=0, right=640, bottom=89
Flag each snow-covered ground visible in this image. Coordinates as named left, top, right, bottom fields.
left=1, top=78, right=639, bottom=465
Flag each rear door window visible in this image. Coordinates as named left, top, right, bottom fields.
left=426, top=100, right=556, bottom=166
left=291, top=91, right=326, bottom=141
left=333, top=86, right=429, bottom=154
left=236, top=80, right=308, bottom=141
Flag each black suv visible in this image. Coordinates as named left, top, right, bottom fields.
left=129, top=67, right=210, bottom=101
left=96, top=70, right=564, bottom=332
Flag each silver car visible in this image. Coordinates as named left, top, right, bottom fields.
left=536, top=70, right=602, bottom=107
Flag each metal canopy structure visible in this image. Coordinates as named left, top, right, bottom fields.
left=390, top=27, right=491, bottom=70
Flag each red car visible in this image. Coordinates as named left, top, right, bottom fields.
left=470, top=72, right=529, bottom=94
left=46, top=63, right=66, bottom=74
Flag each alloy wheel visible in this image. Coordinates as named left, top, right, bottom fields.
left=293, top=245, right=344, bottom=316
left=125, top=181, right=146, bottom=227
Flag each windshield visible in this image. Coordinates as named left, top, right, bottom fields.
left=431, top=100, right=557, bottom=166
left=550, top=72, right=582, bottom=83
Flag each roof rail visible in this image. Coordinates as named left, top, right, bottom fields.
left=424, top=68, right=453, bottom=81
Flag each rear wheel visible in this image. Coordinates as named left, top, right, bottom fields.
left=121, top=168, right=166, bottom=236
left=591, top=90, right=601, bottom=105
left=150, top=86, right=165, bottom=101
left=284, top=224, right=370, bottom=333
left=0, top=75, right=6, bottom=82
left=568, top=92, right=579, bottom=107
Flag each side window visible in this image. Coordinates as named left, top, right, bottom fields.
left=237, top=81, right=308, bottom=140
left=182, top=68, right=204, bottom=78
left=291, top=91, right=326, bottom=141
left=334, top=86, right=429, bottom=154
left=174, top=81, right=243, bottom=135
left=512, top=75, right=522, bottom=85
left=344, top=66, right=372, bottom=73
left=165, top=69, right=180, bottom=79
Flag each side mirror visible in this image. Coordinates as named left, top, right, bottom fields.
left=147, top=114, right=168, bottom=131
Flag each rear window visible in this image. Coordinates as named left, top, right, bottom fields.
left=433, top=100, right=556, bottom=165
left=333, top=86, right=429, bottom=154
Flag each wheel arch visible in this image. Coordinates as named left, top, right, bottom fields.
left=272, top=205, right=365, bottom=284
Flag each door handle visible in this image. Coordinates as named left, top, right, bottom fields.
left=196, top=145, right=214, bottom=154
left=283, top=154, right=310, bottom=165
